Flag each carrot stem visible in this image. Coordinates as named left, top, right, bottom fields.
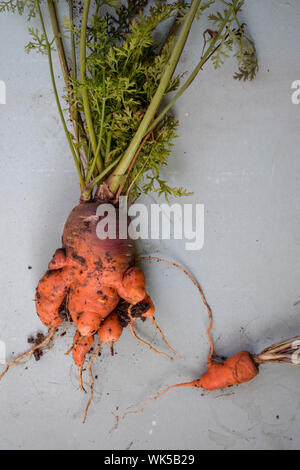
left=36, top=2, right=84, bottom=189
left=80, top=0, right=103, bottom=173
left=106, top=0, right=202, bottom=193
left=47, top=0, right=69, bottom=85
left=146, top=11, right=233, bottom=135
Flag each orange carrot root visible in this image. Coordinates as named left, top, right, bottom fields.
left=200, top=351, right=259, bottom=390
left=35, top=200, right=144, bottom=371
left=138, top=256, right=214, bottom=361
left=122, top=351, right=259, bottom=418
left=78, top=365, right=86, bottom=394
left=98, top=312, right=123, bottom=345
left=0, top=328, right=57, bottom=382
left=66, top=331, right=81, bottom=356
left=150, top=316, right=181, bottom=358
left=71, top=332, right=94, bottom=393
left=129, top=322, right=172, bottom=360
left=83, top=338, right=102, bottom=424
left=121, top=382, right=194, bottom=419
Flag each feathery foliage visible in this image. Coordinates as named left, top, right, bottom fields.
left=1, top=0, right=258, bottom=200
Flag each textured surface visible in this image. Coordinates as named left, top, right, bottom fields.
left=0, top=0, right=300, bottom=450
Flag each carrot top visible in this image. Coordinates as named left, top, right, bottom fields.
left=1, top=0, right=258, bottom=201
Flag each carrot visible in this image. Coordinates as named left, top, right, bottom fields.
left=48, top=248, right=68, bottom=270
left=98, top=312, right=123, bottom=344
left=96, top=297, right=175, bottom=359
left=119, top=257, right=260, bottom=419
left=141, top=295, right=155, bottom=318
left=35, top=269, right=69, bottom=327
left=0, top=1, right=264, bottom=426
left=35, top=200, right=144, bottom=339
left=72, top=332, right=94, bottom=367
left=72, top=331, right=94, bottom=393
left=121, top=351, right=259, bottom=419
left=1, top=0, right=261, bottom=424
left=98, top=312, right=123, bottom=355
left=161, top=351, right=259, bottom=392
left=117, top=267, right=146, bottom=304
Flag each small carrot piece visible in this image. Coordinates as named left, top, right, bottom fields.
left=72, top=331, right=94, bottom=393
left=98, top=312, right=123, bottom=344
left=200, top=351, right=259, bottom=390
left=117, top=267, right=146, bottom=304
left=72, top=331, right=94, bottom=367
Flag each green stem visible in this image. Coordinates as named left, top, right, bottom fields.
left=80, top=0, right=103, bottom=171
left=47, top=0, right=89, bottom=163
left=146, top=7, right=234, bottom=134
left=106, top=0, right=201, bottom=194
left=82, top=156, right=122, bottom=200
left=47, top=0, right=69, bottom=84
left=86, top=98, right=106, bottom=183
left=105, top=131, right=112, bottom=166
left=68, top=0, right=78, bottom=136
left=36, top=1, right=84, bottom=189
left=69, top=0, right=77, bottom=81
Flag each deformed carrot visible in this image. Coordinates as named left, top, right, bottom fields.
left=122, top=351, right=259, bottom=418
left=34, top=200, right=149, bottom=367
left=201, top=351, right=259, bottom=390
left=98, top=312, right=123, bottom=355
left=98, top=312, right=123, bottom=344
left=72, top=331, right=94, bottom=367
left=121, top=257, right=260, bottom=419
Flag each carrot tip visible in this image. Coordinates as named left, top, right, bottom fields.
left=83, top=339, right=101, bottom=423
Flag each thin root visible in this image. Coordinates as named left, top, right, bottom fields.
left=110, top=412, right=120, bottom=433
left=121, top=382, right=193, bottom=420
left=78, top=365, right=86, bottom=394
left=138, top=256, right=214, bottom=363
left=83, top=339, right=102, bottom=424
left=151, top=316, right=181, bottom=358
left=65, top=344, right=75, bottom=356
left=65, top=333, right=81, bottom=356
left=0, top=328, right=57, bottom=382
left=129, top=323, right=172, bottom=360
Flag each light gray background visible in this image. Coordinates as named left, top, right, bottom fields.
left=0, top=0, right=299, bottom=450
